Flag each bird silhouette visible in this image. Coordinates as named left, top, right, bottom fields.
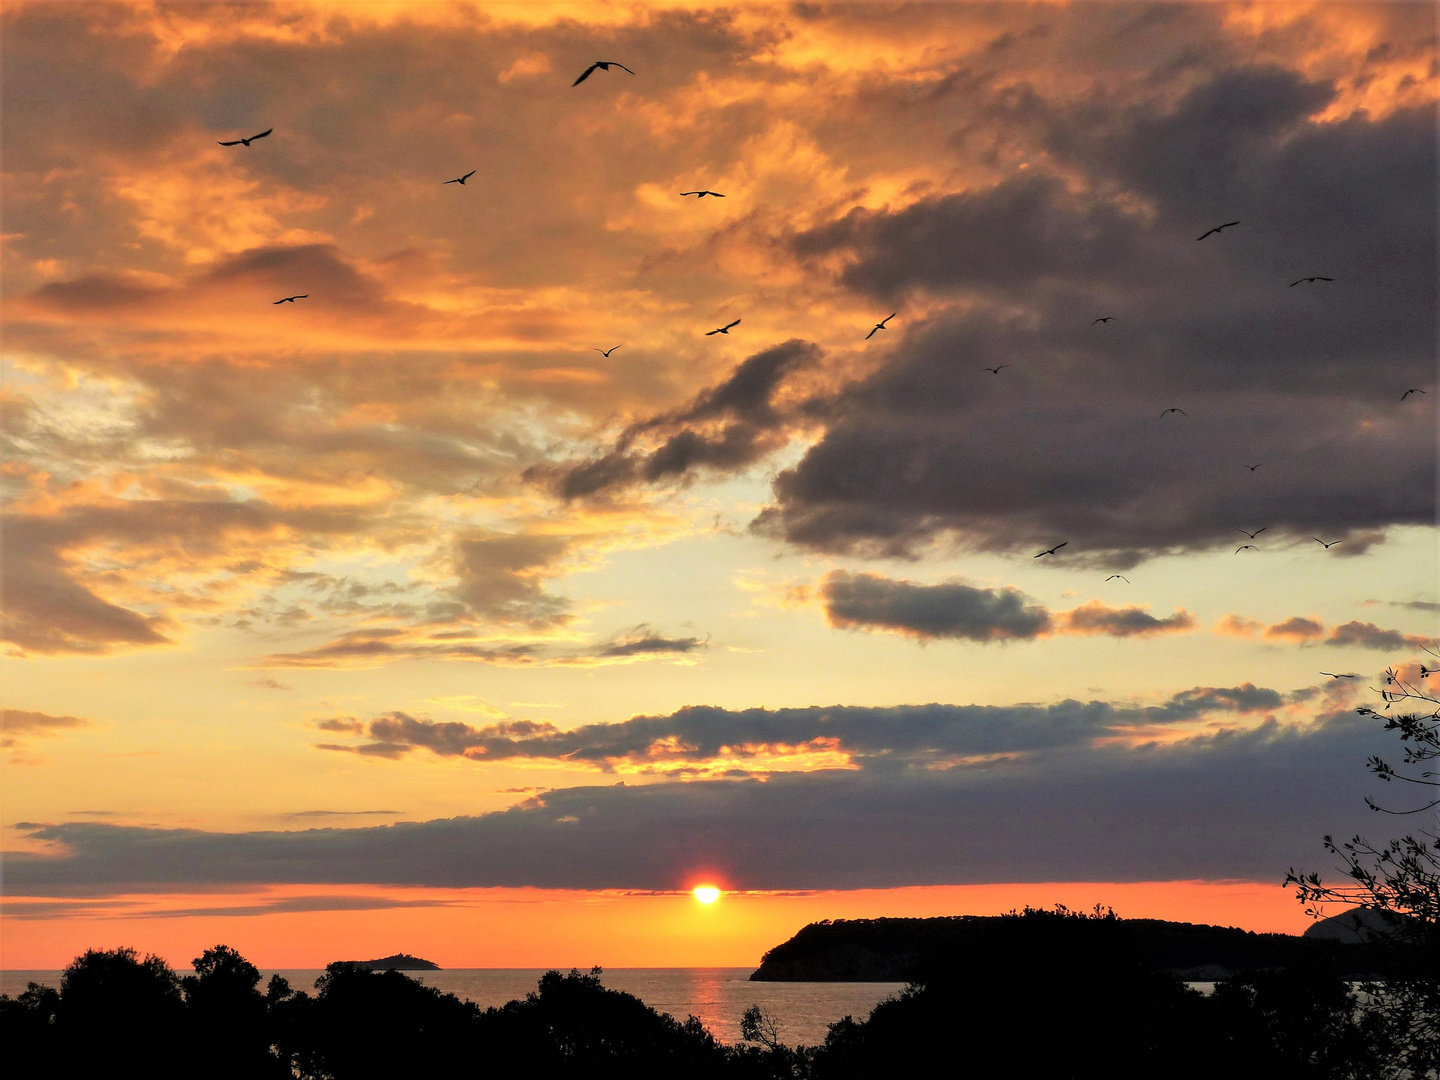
left=1313, top=537, right=1341, bottom=549
left=1320, top=672, right=1359, bottom=679
left=1290, top=276, right=1333, bottom=286
left=219, top=128, right=272, bottom=147
left=444, top=170, right=477, bottom=185
left=1034, top=542, right=1068, bottom=558
left=1106, top=574, right=1130, bottom=583
left=273, top=295, right=308, bottom=304
left=1235, top=545, right=1258, bottom=554
left=1092, top=317, right=1115, bottom=325
left=865, top=313, right=897, bottom=340
left=1237, top=527, right=1267, bottom=540
left=592, top=346, right=622, bottom=357
left=573, top=61, right=634, bottom=85
left=706, top=319, right=741, bottom=336
left=1402, top=388, right=1426, bottom=400
left=1197, top=221, right=1240, bottom=240
left=984, top=365, right=1007, bottom=375
left=1246, top=463, right=1262, bottom=471
left=680, top=190, right=725, bottom=198
left=1160, top=408, right=1188, bottom=418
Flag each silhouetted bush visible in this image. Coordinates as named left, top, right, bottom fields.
left=477, top=967, right=732, bottom=1079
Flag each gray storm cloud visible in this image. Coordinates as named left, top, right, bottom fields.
left=5, top=709, right=1393, bottom=892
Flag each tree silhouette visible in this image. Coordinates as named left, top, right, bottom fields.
left=1287, top=644, right=1440, bottom=1078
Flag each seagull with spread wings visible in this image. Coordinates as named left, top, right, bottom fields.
left=1246, top=463, right=1262, bottom=471
left=984, top=365, right=1007, bottom=375
left=706, top=319, right=741, bottom=336
left=1313, top=537, right=1342, bottom=549
left=1106, top=575, right=1130, bottom=583
left=1402, top=388, right=1426, bottom=400
left=573, top=61, right=634, bottom=85
left=219, top=128, right=272, bottom=147
left=1235, top=545, right=1258, bottom=554
left=680, top=190, right=725, bottom=198
left=1290, top=276, right=1334, bottom=286
left=1034, top=542, right=1068, bottom=558
left=592, top=346, right=622, bottom=357
left=865, top=313, right=897, bottom=340
left=1197, top=221, right=1239, bottom=240
left=1237, top=527, right=1267, bottom=540
left=1160, top=407, right=1188, bottom=418
left=1320, top=672, right=1359, bottom=679
left=1092, top=316, right=1116, bottom=325
left=445, top=170, right=477, bottom=185
left=273, top=295, right=308, bottom=304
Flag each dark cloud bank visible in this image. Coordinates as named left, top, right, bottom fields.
left=6, top=693, right=1397, bottom=892
left=545, top=66, right=1435, bottom=567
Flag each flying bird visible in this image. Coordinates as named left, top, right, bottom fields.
left=1105, top=575, right=1130, bottom=583
left=1313, top=537, right=1342, bottom=549
left=273, top=295, right=307, bottom=304
left=592, top=346, right=622, bottom=357
left=1246, top=463, right=1262, bottom=471
left=1092, top=317, right=1116, bottom=325
left=680, top=190, right=725, bottom=198
left=1236, top=527, right=1267, bottom=540
left=444, top=170, right=477, bottom=185
left=1160, top=408, right=1188, bottom=418
left=706, top=319, right=741, bottom=336
left=865, top=313, right=897, bottom=340
left=984, top=365, right=1007, bottom=375
left=1235, top=545, right=1258, bottom=554
left=1320, top=672, right=1359, bottom=679
left=572, top=61, right=634, bottom=86
left=1289, top=276, right=1334, bottom=286
left=1196, top=221, right=1240, bottom=241
left=218, top=128, right=272, bottom=147
left=1402, top=388, right=1426, bottom=400
left=1034, top=542, right=1068, bottom=558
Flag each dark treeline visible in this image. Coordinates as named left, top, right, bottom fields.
left=2, top=907, right=1425, bottom=1080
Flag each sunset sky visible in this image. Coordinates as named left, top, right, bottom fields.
left=2, top=0, right=1436, bottom=969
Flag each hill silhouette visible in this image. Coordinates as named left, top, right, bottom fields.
left=751, top=908, right=1400, bottom=982
left=334, top=953, right=440, bottom=971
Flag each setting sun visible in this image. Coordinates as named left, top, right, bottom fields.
left=693, top=886, right=721, bottom=905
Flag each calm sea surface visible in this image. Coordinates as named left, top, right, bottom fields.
left=0, top=968, right=902, bottom=1046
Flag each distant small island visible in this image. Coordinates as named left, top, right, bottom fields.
left=337, top=953, right=440, bottom=971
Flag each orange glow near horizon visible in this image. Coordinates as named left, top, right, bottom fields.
left=1, top=880, right=1317, bottom=972
left=693, top=885, right=721, bottom=905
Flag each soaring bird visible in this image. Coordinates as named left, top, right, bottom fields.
left=1235, top=545, right=1258, bottom=554
left=865, top=313, right=897, bottom=340
left=1197, top=221, right=1240, bottom=240
left=1237, top=527, right=1267, bottom=540
left=1160, top=407, right=1188, bottom=418
left=219, top=128, right=272, bottom=147
left=445, top=170, right=477, bottom=185
left=1106, top=575, right=1130, bottom=583
left=1092, top=317, right=1116, bottom=325
left=1320, top=672, right=1359, bottom=679
left=273, top=295, right=308, bottom=304
left=1402, top=388, right=1426, bottom=400
left=1313, top=537, right=1342, bottom=549
left=680, top=190, right=725, bottom=198
left=573, top=61, right=634, bottom=85
left=1246, top=463, right=1262, bottom=471
left=706, top=319, right=741, bottom=336
left=592, top=346, right=622, bottom=357
left=1290, top=276, right=1334, bottom=286
left=1034, top=542, right=1068, bottom=558
left=984, top=365, right=1007, bottom=375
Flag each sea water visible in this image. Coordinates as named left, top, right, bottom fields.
left=0, top=967, right=903, bottom=1047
